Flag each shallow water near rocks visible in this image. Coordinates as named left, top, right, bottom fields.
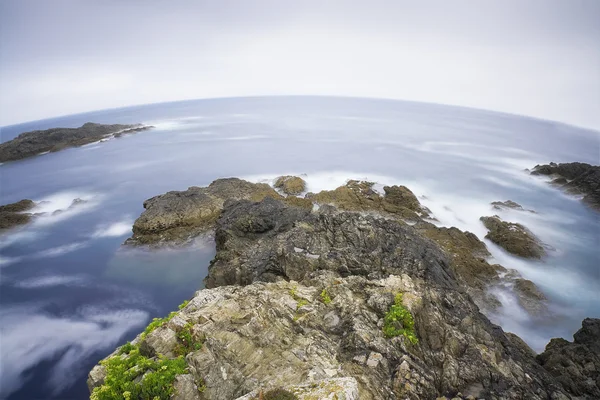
left=0, top=96, right=598, bottom=399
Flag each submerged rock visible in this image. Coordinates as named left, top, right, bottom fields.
left=0, top=122, right=152, bottom=163
left=538, top=318, right=600, bottom=398
left=274, top=175, right=307, bottom=195
left=530, top=162, right=600, bottom=211
left=480, top=215, right=546, bottom=259
left=491, top=200, right=536, bottom=213
left=0, top=199, right=35, bottom=230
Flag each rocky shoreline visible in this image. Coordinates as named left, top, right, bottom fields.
left=87, top=176, right=599, bottom=399
left=0, top=122, right=153, bottom=163
left=530, top=162, right=600, bottom=212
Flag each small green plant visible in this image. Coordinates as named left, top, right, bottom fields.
left=296, top=298, right=308, bottom=309
left=175, top=323, right=203, bottom=355
left=383, top=293, right=418, bottom=344
left=91, top=345, right=187, bottom=400
left=118, top=342, right=136, bottom=355
left=320, top=289, right=332, bottom=305
left=141, top=311, right=177, bottom=339
left=178, top=299, right=190, bottom=310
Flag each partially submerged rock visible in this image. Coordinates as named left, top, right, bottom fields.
left=491, top=200, right=535, bottom=213
left=0, top=199, right=35, bottom=230
left=274, top=176, right=306, bottom=196
left=538, top=318, right=600, bottom=398
left=0, top=122, right=153, bottom=163
left=480, top=215, right=546, bottom=259
left=531, top=162, right=600, bottom=211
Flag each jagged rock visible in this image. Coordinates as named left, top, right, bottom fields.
left=513, top=278, right=548, bottom=315
left=274, top=176, right=307, bottom=196
left=172, top=374, right=202, bottom=400
left=0, top=122, right=152, bottom=162
left=235, top=377, right=360, bottom=400
left=0, top=199, right=35, bottom=230
left=531, top=162, right=600, bottom=211
left=538, top=318, right=600, bottom=398
left=480, top=215, right=546, bottom=259
left=491, top=200, right=535, bottom=213
left=205, top=196, right=456, bottom=289
left=87, top=365, right=107, bottom=393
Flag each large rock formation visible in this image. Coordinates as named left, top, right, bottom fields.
left=0, top=122, right=152, bottom=162
left=530, top=162, right=600, bottom=211
left=538, top=318, right=600, bottom=398
left=0, top=199, right=35, bottom=230
left=90, top=179, right=600, bottom=399
left=480, top=216, right=546, bottom=259
left=491, top=200, right=535, bottom=213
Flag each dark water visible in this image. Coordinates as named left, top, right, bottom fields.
left=0, top=96, right=598, bottom=399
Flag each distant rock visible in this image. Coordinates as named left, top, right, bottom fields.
left=538, top=318, right=600, bottom=398
left=491, top=200, right=535, bottom=213
left=0, top=199, right=35, bottom=230
left=274, top=175, right=307, bottom=195
left=530, top=162, right=600, bottom=211
left=0, top=122, right=153, bottom=163
left=480, top=215, right=546, bottom=259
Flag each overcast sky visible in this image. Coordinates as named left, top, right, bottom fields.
left=1, top=0, right=599, bottom=129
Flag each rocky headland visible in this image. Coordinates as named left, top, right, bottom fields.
left=0, top=122, right=153, bottom=163
left=88, top=177, right=599, bottom=399
left=530, top=162, right=600, bottom=211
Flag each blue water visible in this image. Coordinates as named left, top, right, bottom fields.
left=0, top=96, right=598, bottom=399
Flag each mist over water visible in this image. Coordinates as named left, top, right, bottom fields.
left=0, top=97, right=598, bottom=399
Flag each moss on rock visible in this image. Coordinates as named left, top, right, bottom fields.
left=274, top=176, right=307, bottom=196
left=480, top=215, right=546, bottom=259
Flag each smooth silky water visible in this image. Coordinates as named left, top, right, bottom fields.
left=0, top=97, right=598, bottom=399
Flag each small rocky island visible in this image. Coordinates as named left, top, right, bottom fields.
left=480, top=215, right=546, bottom=259
left=0, top=199, right=36, bottom=230
left=88, top=176, right=600, bottom=399
left=0, top=122, right=152, bottom=162
left=530, top=162, right=600, bottom=211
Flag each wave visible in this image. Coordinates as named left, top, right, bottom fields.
left=14, top=275, right=89, bottom=289
left=91, top=218, right=133, bottom=238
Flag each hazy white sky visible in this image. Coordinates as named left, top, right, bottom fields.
left=1, top=0, right=599, bottom=129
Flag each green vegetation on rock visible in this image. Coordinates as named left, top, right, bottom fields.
left=175, top=323, right=203, bottom=355
left=383, top=293, right=418, bottom=344
left=91, top=344, right=187, bottom=400
left=320, top=288, right=332, bottom=305
left=141, top=312, right=177, bottom=339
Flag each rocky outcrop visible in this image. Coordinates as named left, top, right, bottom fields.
left=480, top=216, right=546, bottom=259
left=0, top=122, right=152, bottom=162
left=91, top=188, right=588, bottom=399
left=307, top=180, right=432, bottom=220
left=0, top=199, right=35, bottom=230
left=538, top=318, right=600, bottom=398
left=530, top=162, right=600, bottom=211
left=125, top=178, right=286, bottom=246
left=274, top=176, right=307, bottom=196
left=491, top=200, right=535, bottom=213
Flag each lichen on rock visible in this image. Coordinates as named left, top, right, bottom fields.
left=274, top=176, right=307, bottom=196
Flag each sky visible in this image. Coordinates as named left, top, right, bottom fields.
left=0, top=0, right=599, bottom=129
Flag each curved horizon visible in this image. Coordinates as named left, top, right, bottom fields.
left=3, top=95, right=600, bottom=136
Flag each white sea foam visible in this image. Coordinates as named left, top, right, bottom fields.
left=31, top=191, right=102, bottom=226
left=0, top=305, right=148, bottom=397
left=30, top=242, right=88, bottom=259
left=14, top=275, right=88, bottom=289
left=0, top=255, right=22, bottom=268
left=92, top=218, right=133, bottom=238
